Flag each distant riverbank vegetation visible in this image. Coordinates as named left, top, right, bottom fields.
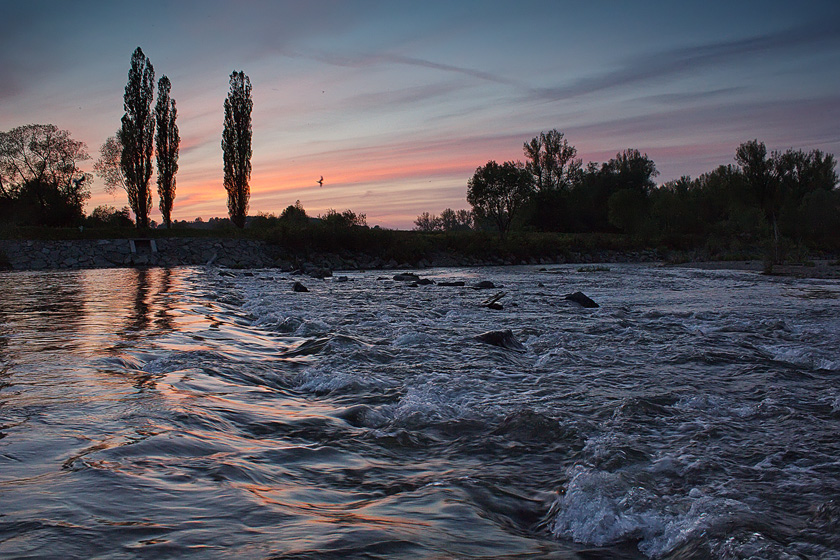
left=438, top=130, right=839, bottom=268
left=3, top=46, right=838, bottom=269
left=2, top=46, right=839, bottom=271
left=2, top=126, right=838, bottom=268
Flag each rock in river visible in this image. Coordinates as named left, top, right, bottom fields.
left=565, top=291, right=598, bottom=308
left=474, top=329, right=526, bottom=352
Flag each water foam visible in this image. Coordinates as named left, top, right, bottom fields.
left=760, top=345, right=840, bottom=371
left=295, top=365, right=392, bottom=396
left=549, top=465, right=752, bottom=557
left=393, top=331, right=438, bottom=348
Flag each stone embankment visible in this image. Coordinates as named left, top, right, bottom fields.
left=0, top=238, right=278, bottom=271
left=0, top=237, right=663, bottom=273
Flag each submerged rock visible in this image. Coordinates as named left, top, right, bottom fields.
left=306, top=266, right=332, bottom=279
left=336, top=404, right=389, bottom=429
left=416, top=278, right=435, bottom=285
left=292, top=281, right=309, bottom=293
left=393, top=273, right=421, bottom=282
left=474, top=329, right=526, bottom=352
left=565, top=291, right=599, bottom=308
left=474, top=280, right=496, bottom=289
left=438, top=281, right=465, bottom=287
left=481, top=291, right=506, bottom=310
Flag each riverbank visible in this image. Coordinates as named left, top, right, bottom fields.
left=2, top=237, right=837, bottom=280
left=0, top=237, right=279, bottom=270
left=671, top=259, right=840, bottom=279
left=0, top=236, right=661, bottom=273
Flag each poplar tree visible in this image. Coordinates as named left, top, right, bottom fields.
left=155, top=75, right=179, bottom=228
left=119, top=47, right=155, bottom=229
left=222, top=71, right=253, bottom=229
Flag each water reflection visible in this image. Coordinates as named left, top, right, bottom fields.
left=3, top=265, right=838, bottom=559
left=0, top=270, right=85, bottom=361
left=0, top=268, right=185, bottom=362
left=121, top=267, right=176, bottom=339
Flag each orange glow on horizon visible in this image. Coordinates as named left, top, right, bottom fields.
left=86, top=147, right=484, bottom=227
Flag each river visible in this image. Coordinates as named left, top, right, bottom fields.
left=1, top=265, right=839, bottom=559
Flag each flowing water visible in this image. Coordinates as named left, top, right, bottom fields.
left=1, top=264, right=839, bottom=559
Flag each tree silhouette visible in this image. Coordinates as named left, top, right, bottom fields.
left=414, top=211, right=439, bottom=232
left=155, top=75, right=179, bottom=228
left=467, top=160, right=534, bottom=238
left=605, top=149, right=659, bottom=193
left=222, top=71, right=253, bottom=229
left=735, top=140, right=780, bottom=260
left=523, top=129, right=581, bottom=191
left=0, top=124, right=91, bottom=226
left=414, top=208, right=473, bottom=232
left=93, top=134, right=127, bottom=196
left=280, top=200, right=308, bottom=226
left=119, top=47, right=155, bottom=229
left=0, top=124, right=90, bottom=193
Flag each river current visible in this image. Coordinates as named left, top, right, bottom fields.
left=1, top=264, right=839, bottom=559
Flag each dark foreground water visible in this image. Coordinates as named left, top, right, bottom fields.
left=1, top=265, right=839, bottom=559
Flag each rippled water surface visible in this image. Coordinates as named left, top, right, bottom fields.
left=2, top=265, right=839, bottom=559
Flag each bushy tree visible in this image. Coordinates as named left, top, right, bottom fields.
left=438, top=208, right=459, bottom=231
left=605, top=149, right=659, bottom=194
left=280, top=200, right=309, bottom=226
left=797, top=189, right=840, bottom=241
left=155, top=75, right=179, bottom=228
left=119, top=47, right=156, bottom=229
left=414, top=211, right=440, bottom=232
left=88, top=205, right=134, bottom=228
left=735, top=140, right=778, bottom=240
left=0, top=124, right=91, bottom=226
left=93, top=134, right=127, bottom=195
left=649, top=176, right=702, bottom=236
left=608, top=188, right=648, bottom=234
left=555, top=151, right=656, bottom=233
left=222, top=71, right=253, bottom=229
left=523, top=129, right=581, bottom=191
left=414, top=208, right=473, bottom=232
left=772, top=146, right=837, bottom=248
left=320, top=209, right=366, bottom=228
left=467, top=160, right=534, bottom=238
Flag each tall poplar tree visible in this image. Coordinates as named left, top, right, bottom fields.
left=119, top=47, right=155, bottom=229
left=155, top=75, right=179, bottom=228
left=222, top=71, right=253, bottom=229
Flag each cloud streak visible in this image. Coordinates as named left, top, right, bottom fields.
left=287, top=49, right=520, bottom=87
left=6, top=2, right=840, bottom=229
left=531, top=20, right=840, bottom=101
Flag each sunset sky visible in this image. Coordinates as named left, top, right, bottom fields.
left=2, top=1, right=838, bottom=229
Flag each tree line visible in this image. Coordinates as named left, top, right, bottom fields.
left=1, top=47, right=253, bottom=230
left=431, top=129, right=838, bottom=259
left=4, top=46, right=837, bottom=260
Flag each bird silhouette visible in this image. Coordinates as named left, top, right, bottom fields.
left=317, top=176, right=323, bottom=187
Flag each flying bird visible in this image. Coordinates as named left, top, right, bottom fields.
left=317, top=176, right=323, bottom=187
